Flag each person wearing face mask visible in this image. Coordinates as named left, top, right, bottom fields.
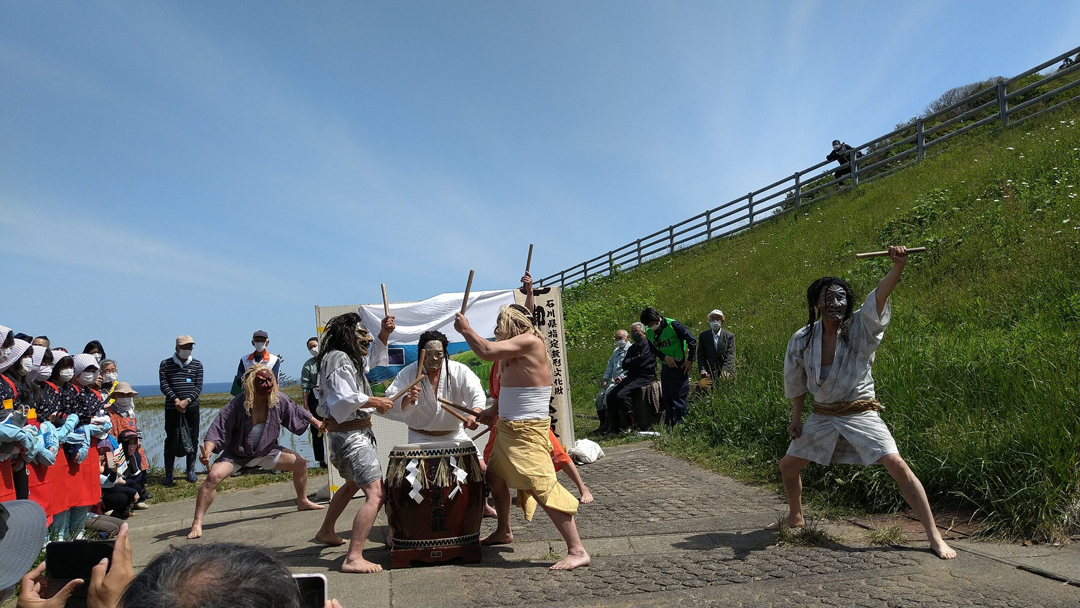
left=231, top=331, right=281, bottom=396
left=106, top=383, right=150, bottom=502
left=774, top=246, right=956, bottom=560
left=595, top=330, right=630, bottom=433
left=159, top=335, right=203, bottom=486
left=299, top=337, right=326, bottom=469
left=82, top=340, right=106, bottom=366
left=188, top=365, right=324, bottom=539
left=826, top=139, right=863, bottom=182
left=388, top=330, right=486, bottom=446
left=0, top=339, right=36, bottom=500
left=98, top=360, right=119, bottom=405
left=639, top=308, right=697, bottom=429
left=48, top=353, right=105, bottom=539
left=697, top=310, right=736, bottom=388
left=604, top=323, right=658, bottom=433
left=0, top=325, right=15, bottom=359
left=39, top=353, right=76, bottom=425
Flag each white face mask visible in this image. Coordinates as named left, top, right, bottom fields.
left=58, top=369, right=75, bottom=382
left=709, top=320, right=722, bottom=331
left=178, top=349, right=192, bottom=359
left=103, top=372, right=118, bottom=383
left=0, top=347, right=10, bottom=359
left=18, top=358, right=33, bottom=374
left=615, top=339, right=626, bottom=348
left=36, top=365, right=53, bottom=382
left=308, top=347, right=318, bottom=357
left=93, top=353, right=103, bottom=363
left=78, top=370, right=97, bottom=386
left=253, top=341, right=266, bottom=353
left=115, top=397, right=134, bottom=407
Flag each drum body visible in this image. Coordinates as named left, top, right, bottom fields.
left=384, top=441, right=484, bottom=567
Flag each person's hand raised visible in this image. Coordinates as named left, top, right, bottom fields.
left=87, top=522, right=135, bottom=608
left=453, top=313, right=471, bottom=334
left=17, top=562, right=83, bottom=608
left=520, top=272, right=533, bottom=290
left=381, top=315, right=396, bottom=334
left=888, top=245, right=908, bottom=265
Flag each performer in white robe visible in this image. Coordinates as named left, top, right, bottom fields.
left=773, top=246, right=956, bottom=560
left=387, top=331, right=487, bottom=446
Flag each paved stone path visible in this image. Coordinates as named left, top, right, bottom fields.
left=127, top=443, right=1079, bottom=607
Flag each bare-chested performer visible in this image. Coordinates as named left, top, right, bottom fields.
left=188, top=365, right=324, bottom=539
left=313, top=312, right=396, bottom=574
left=773, top=245, right=956, bottom=560
left=455, top=304, right=590, bottom=571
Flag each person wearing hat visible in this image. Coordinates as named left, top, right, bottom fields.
left=107, top=383, right=151, bottom=501
left=230, top=330, right=281, bottom=396
left=1, top=339, right=37, bottom=500
left=158, top=335, right=203, bottom=486
left=697, top=309, right=736, bottom=389
left=1, top=500, right=54, bottom=604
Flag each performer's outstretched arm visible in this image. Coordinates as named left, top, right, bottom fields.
left=454, top=313, right=536, bottom=361
left=875, top=246, right=908, bottom=316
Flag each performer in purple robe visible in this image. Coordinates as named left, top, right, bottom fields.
left=188, top=365, right=325, bottom=539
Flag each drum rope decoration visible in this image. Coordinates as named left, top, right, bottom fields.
left=385, top=445, right=483, bottom=491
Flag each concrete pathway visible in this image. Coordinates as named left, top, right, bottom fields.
left=127, top=443, right=1079, bottom=607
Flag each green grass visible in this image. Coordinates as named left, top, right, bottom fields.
left=867, top=524, right=907, bottom=545
left=773, top=517, right=840, bottom=547
left=563, top=105, right=1080, bottom=541
left=133, top=385, right=305, bottom=411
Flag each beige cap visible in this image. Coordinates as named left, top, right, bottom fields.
left=708, top=309, right=725, bottom=320
left=110, top=381, right=139, bottom=397
left=176, top=335, right=195, bottom=347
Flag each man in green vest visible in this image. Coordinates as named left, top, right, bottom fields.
left=640, top=308, right=697, bottom=428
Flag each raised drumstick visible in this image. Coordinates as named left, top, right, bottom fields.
left=438, top=397, right=479, bottom=417
left=440, top=403, right=470, bottom=424
left=388, top=374, right=425, bottom=403
left=416, top=350, right=426, bottom=381
left=381, top=283, right=390, bottom=318
left=461, top=270, right=475, bottom=315
left=525, top=244, right=534, bottom=273
left=854, top=246, right=926, bottom=259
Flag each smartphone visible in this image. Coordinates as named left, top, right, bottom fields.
left=45, top=540, right=114, bottom=601
left=293, top=573, right=327, bottom=608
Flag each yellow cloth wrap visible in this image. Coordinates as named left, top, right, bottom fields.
left=487, top=417, right=579, bottom=521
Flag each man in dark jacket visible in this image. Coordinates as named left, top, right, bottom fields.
left=641, top=308, right=697, bottom=428
left=826, top=140, right=862, bottom=181
left=697, top=309, right=735, bottom=385
left=604, top=323, right=655, bottom=432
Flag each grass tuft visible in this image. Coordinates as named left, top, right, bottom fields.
left=867, top=524, right=907, bottom=545
left=773, top=517, right=840, bottom=547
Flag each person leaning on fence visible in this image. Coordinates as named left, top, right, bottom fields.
left=826, top=139, right=863, bottom=181
left=640, top=308, right=696, bottom=428
left=697, top=309, right=735, bottom=389
left=595, top=329, right=629, bottom=433
left=158, top=335, right=203, bottom=486
left=770, top=246, right=956, bottom=560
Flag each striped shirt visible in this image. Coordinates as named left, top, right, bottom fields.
left=159, top=356, right=204, bottom=410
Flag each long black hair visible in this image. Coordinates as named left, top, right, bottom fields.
left=803, top=276, right=856, bottom=349
left=317, top=313, right=369, bottom=373
left=417, top=330, right=453, bottom=394
left=83, top=340, right=106, bottom=359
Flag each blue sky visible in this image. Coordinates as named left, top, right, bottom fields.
left=2, top=1, right=1078, bottom=385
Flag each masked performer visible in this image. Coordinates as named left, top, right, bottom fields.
left=314, top=312, right=395, bottom=574
left=456, top=305, right=590, bottom=571
left=774, top=246, right=956, bottom=560
left=187, top=365, right=324, bottom=539
left=387, top=330, right=486, bottom=445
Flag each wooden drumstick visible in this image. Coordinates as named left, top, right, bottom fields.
left=440, top=403, right=470, bottom=424
left=854, top=246, right=926, bottom=259
left=381, top=283, right=390, bottom=318
left=461, top=270, right=474, bottom=315
left=438, top=397, right=479, bottom=417
left=416, top=350, right=426, bottom=381
left=388, top=374, right=425, bottom=403
left=525, top=244, right=534, bottom=273
left=472, top=424, right=493, bottom=439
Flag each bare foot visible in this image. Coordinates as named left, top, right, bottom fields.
left=930, top=537, right=957, bottom=560
left=297, top=499, right=325, bottom=512
left=315, top=530, right=347, bottom=546
left=341, top=557, right=383, bottom=573
left=550, top=549, right=590, bottom=571
left=187, top=523, right=203, bottom=539
left=579, top=489, right=594, bottom=504
left=483, top=504, right=499, bottom=518
left=481, top=530, right=513, bottom=545
left=765, top=514, right=805, bottom=529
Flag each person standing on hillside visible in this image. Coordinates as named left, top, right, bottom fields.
left=640, top=308, right=696, bottom=428
left=159, top=335, right=203, bottom=485
left=697, top=309, right=735, bottom=387
left=299, top=336, right=326, bottom=469
left=773, top=246, right=956, bottom=560
left=231, top=331, right=281, bottom=396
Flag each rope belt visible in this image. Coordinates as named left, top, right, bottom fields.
left=409, top=427, right=455, bottom=437
left=323, top=417, right=373, bottom=433
left=813, top=399, right=884, bottom=416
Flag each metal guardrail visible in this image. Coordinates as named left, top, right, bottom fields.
left=536, top=45, right=1080, bottom=288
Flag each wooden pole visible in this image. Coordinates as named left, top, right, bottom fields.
left=472, top=424, right=493, bottom=438
left=854, top=246, right=926, bottom=259
left=440, top=403, right=470, bottom=424
left=438, top=397, right=478, bottom=417
left=525, top=244, right=534, bottom=273
left=387, top=374, right=424, bottom=403
left=460, top=270, right=475, bottom=315
left=381, top=283, right=390, bottom=318
left=415, top=349, right=426, bottom=381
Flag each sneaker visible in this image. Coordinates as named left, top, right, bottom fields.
left=134, top=502, right=150, bottom=510
left=185, top=470, right=198, bottom=483
left=144, top=491, right=154, bottom=500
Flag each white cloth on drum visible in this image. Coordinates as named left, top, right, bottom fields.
left=786, top=410, right=899, bottom=466
left=327, top=428, right=382, bottom=486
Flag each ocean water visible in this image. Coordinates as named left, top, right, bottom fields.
left=130, top=381, right=233, bottom=397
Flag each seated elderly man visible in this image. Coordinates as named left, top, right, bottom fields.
left=595, top=329, right=630, bottom=433
left=387, top=330, right=487, bottom=445
left=188, top=365, right=324, bottom=539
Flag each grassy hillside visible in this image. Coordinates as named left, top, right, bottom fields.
left=563, top=106, right=1080, bottom=540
